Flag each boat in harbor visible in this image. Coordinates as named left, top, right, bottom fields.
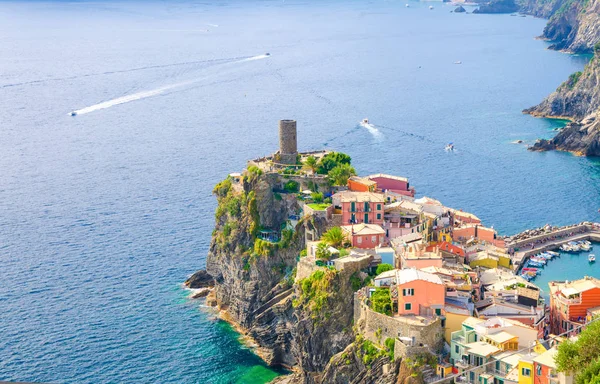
left=589, top=254, right=596, bottom=263
left=362, top=118, right=369, bottom=124
left=546, top=251, right=560, bottom=257
left=568, top=241, right=581, bottom=252
left=580, top=243, right=591, bottom=251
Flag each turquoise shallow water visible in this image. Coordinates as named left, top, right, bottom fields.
left=1, top=0, right=600, bottom=383
left=529, top=244, right=600, bottom=301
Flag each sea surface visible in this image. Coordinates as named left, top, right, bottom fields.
left=1, top=0, right=600, bottom=383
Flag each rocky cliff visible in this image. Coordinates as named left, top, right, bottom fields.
left=525, top=54, right=600, bottom=155
left=195, top=167, right=434, bottom=383
left=473, top=0, right=519, bottom=14
left=519, top=0, right=600, bottom=53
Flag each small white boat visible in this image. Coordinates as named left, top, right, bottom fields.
left=405, top=3, right=410, bottom=7
left=362, top=118, right=369, bottom=124
left=580, top=243, right=591, bottom=251
left=265, top=53, right=271, bottom=56
left=454, top=61, right=462, bottom=64
left=589, top=254, right=596, bottom=263
left=70, top=111, right=77, bottom=116
left=547, top=251, right=560, bottom=257
left=429, top=5, right=434, bottom=9
left=445, top=142, right=454, bottom=151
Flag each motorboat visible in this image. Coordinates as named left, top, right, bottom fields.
left=454, top=61, right=462, bottom=64
left=589, top=254, right=596, bottom=263
left=568, top=241, right=581, bottom=252
left=546, top=251, right=560, bottom=257
left=70, top=111, right=77, bottom=116
left=405, top=3, right=410, bottom=7
left=265, top=53, right=271, bottom=56
left=362, top=118, right=369, bottom=124
left=580, top=243, right=591, bottom=251
left=445, top=142, right=454, bottom=151
left=429, top=5, right=434, bottom=9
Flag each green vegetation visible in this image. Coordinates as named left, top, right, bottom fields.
left=339, top=248, right=350, bottom=257
left=304, top=155, right=317, bottom=172
left=595, top=41, right=600, bottom=54
left=370, top=288, right=392, bottom=315
left=328, top=163, right=357, bottom=186
left=565, top=71, right=583, bottom=89
left=253, top=238, right=275, bottom=257
left=316, top=152, right=352, bottom=175
left=354, top=334, right=391, bottom=366
left=213, top=177, right=233, bottom=198
left=349, top=271, right=372, bottom=291
left=376, top=263, right=394, bottom=275
left=284, top=180, right=299, bottom=193
left=293, top=269, right=338, bottom=318
left=247, top=165, right=263, bottom=182
left=300, top=249, right=307, bottom=257
left=384, top=338, right=395, bottom=361
left=311, top=191, right=324, bottom=203
left=321, top=226, right=345, bottom=248
left=278, top=228, right=294, bottom=249
left=307, top=203, right=330, bottom=211
left=315, top=242, right=332, bottom=260
left=556, top=319, right=600, bottom=383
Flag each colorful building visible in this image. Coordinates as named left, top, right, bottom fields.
left=341, top=223, right=385, bottom=249
left=347, top=176, right=377, bottom=192
left=366, top=173, right=415, bottom=197
left=517, top=354, right=536, bottom=384
left=374, top=268, right=445, bottom=316
left=332, top=191, right=385, bottom=226
left=549, top=276, right=600, bottom=335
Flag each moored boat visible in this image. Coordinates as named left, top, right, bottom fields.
left=589, top=254, right=596, bottom=263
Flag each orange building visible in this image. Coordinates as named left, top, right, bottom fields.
left=549, top=277, right=600, bottom=335
left=347, top=176, right=377, bottom=192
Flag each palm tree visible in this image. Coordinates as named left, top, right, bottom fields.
left=321, top=226, right=345, bottom=248
left=304, top=155, right=317, bottom=173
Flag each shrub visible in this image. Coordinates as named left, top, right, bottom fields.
left=213, top=178, right=232, bottom=197
left=316, top=152, right=352, bottom=174
left=294, top=269, right=337, bottom=316
left=284, top=180, right=299, bottom=193
left=311, top=192, right=324, bottom=203
left=376, top=263, right=394, bottom=275
left=384, top=338, right=395, bottom=361
left=328, top=163, right=357, bottom=186
left=371, top=288, right=392, bottom=315
left=315, top=242, right=332, bottom=260
left=321, top=227, right=345, bottom=247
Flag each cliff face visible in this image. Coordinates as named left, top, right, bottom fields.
left=519, top=0, right=569, bottom=18
left=473, top=0, right=519, bottom=14
left=530, top=114, right=600, bottom=155
left=539, top=0, right=600, bottom=53
left=525, top=56, right=600, bottom=120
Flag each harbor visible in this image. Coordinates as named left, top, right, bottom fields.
left=506, top=222, right=600, bottom=273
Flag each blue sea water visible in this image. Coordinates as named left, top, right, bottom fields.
left=1, top=0, right=600, bottom=383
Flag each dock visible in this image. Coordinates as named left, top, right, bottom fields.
left=506, top=223, right=600, bottom=272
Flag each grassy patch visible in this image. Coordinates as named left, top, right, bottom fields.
left=307, top=203, right=330, bottom=211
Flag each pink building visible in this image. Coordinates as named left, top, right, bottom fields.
left=367, top=174, right=415, bottom=197
left=341, top=223, right=385, bottom=249
left=333, top=191, right=385, bottom=225
left=374, top=269, right=445, bottom=316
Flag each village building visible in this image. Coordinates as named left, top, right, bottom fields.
left=548, top=276, right=600, bottom=335
left=340, top=223, right=385, bottom=249
left=332, top=191, right=385, bottom=226
left=374, top=268, right=445, bottom=317
left=391, top=239, right=443, bottom=270
left=366, top=173, right=415, bottom=197
left=347, top=176, right=377, bottom=192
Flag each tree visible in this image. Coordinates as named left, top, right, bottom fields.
left=316, top=152, right=352, bottom=174
left=328, top=163, right=357, bottom=186
left=315, top=242, right=332, bottom=260
left=304, top=155, right=317, bottom=172
left=284, top=180, right=299, bottom=193
left=311, top=192, right=324, bottom=203
left=371, top=288, right=392, bottom=315
left=556, top=320, right=600, bottom=383
left=376, top=263, right=394, bottom=275
left=321, top=226, right=345, bottom=248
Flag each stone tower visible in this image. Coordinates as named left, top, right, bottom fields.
left=278, top=119, right=298, bottom=164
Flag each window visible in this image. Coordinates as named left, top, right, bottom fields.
left=402, top=288, right=414, bottom=296
left=364, top=202, right=369, bottom=212
left=536, top=365, right=542, bottom=376
left=455, top=345, right=459, bottom=354
left=377, top=213, right=381, bottom=220
left=377, top=204, right=382, bottom=210
left=404, top=303, right=412, bottom=310
left=435, top=308, right=441, bottom=316
left=357, top=237, right=362, bottom=244
left=495, top=361, right=500, bottom=372
left=351, top=213, right=356, bottom=223
left=364, top=213, right=369, bottom=224
left=521, top=368, right=531, bottom=377
left=351, top=202, right=356, bottom=212
left=371, top=236, right=376, bottom=242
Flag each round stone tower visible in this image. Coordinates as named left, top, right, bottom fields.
left=278, top=119, right=298, bottom=164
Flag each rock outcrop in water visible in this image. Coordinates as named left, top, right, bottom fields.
left=530, top=115, right=600, bottom=156
left=189, top=162, right=436, bottom=383
left=184, top=269, right=214, bottom=289
left=454, top=5, right=466, bottom=12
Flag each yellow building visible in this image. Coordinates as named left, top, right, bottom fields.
left=482, top=331, right=518, bottom=351
left=517, top=355, right=536, bottom=384
left=444, top=309, right=471, bottom=343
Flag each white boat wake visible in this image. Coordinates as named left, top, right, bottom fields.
left=70, top=54, right=270, bottom=116
left=359, top=121, right=383, bottom=139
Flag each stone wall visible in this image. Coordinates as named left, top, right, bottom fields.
left=354, top=295, right=444, bottom=354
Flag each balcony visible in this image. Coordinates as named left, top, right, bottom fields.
left=555, top=295, right=582, bottom=305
